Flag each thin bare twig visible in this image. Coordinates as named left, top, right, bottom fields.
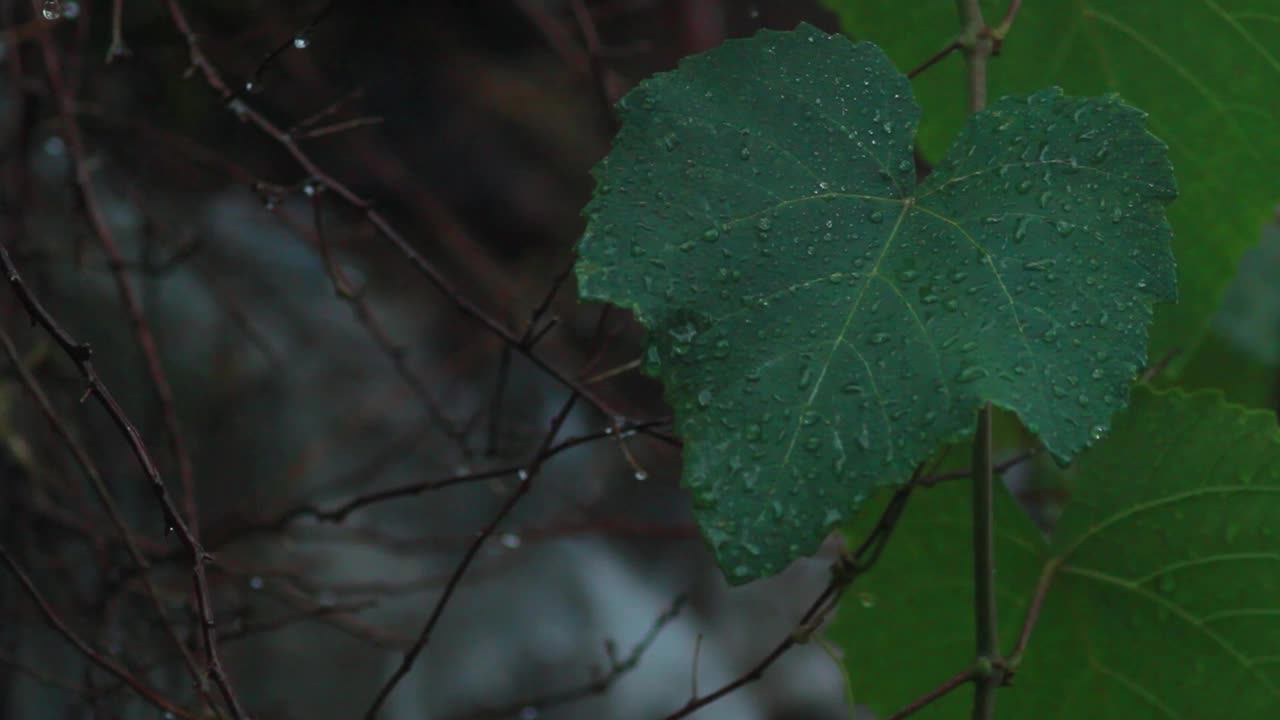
left=158, top=0, right=665, bottom=447
left=0, top=545, right=198, bottom=720
left=886, top=667, right=978, bottom=720
left=306, top=187, right=466, bottom=446
left=907, top=40, right=961, bottom=78
left=443, top=594, right=689, bottom=720
left=106, top=0, right=130, bottom=60
left=364, top=392, right=581, bottom=718
left=1008, top=556, right=1062, bottom=668
left=0, top=327, right=217, bottom=713
left=661, top=465, right=925, bottom=719
left=0, top=237, right=248, bottom=719
left=241, top=0, right=338, bottom=94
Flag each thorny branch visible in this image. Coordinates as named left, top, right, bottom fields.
left=0, top=239, right=248, bottom=718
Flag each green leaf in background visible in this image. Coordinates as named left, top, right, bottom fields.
left=575, top=24, right=1175, bottom=582
left=821, top=0, right=1280, bottom=370
left=831, top=387, right=1280, bottom=717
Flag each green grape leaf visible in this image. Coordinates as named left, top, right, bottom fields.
left=575, top=24, right=1175, bottom=583
left=831, top=387, right=1280, bottom=717
left=821, top=0, right=1280, bottom=369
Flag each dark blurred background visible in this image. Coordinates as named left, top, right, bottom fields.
left=0, top=2, right=871, bottom=719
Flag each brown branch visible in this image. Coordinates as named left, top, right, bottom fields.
left=29, top=14, right=248, bottom=715
left=886, top=667, right=978, bottom=720
left=106, top=0, right=129, bottom=60
left=661, top=466, right=924, bottom=719
left=568, top=0, right=621, bottom=131
left=442, top=594, right=688, bottom=720
left=0, top=238, right=247, bottom=718
left=364, top=392, right=581, bottom=718
left=305, top=188, right=466, bottom=447
left=157, top=0, right=665, bottom=447
left=205, top=416, right=670, bottom=550
left=514, top=0, right=622, bottom=131
left=907, top=40, right=961, bottom=78
left=0, top=327, right=217, bottom=713
left=1007, top=556, right=1061, bottom=668
left=0, top=545, right=198, bottom=720
left=34, top=0, right=202, bottom=537
left=917, top=447, right=1040, bottom=487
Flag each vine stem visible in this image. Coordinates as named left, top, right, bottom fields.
left=956, top=2, right=1002, bottom=717
left=971, top=403, right=999, bottom=719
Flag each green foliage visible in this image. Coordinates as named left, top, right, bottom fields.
left=821, top=0, right=1280, bottom=368
left=832, top=387, right=1280, bottom=717
left=577, top=24, right=1175, bottom=583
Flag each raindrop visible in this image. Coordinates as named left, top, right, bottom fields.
left=858, top=592, right=877, bottom=608
left=868, top=209, right=885, bottom=224
left=1013, top=217, right=1031, bottom=243
left=798, top=367, right=814, bottom=390
left=955, top=366, right=987, bottom=383
left=634, top=469, right=649, bottom=481
left=248, top=576, right=264, bottom=590
left=292, top=34, right=310, bottom=49
left=517, top=468, right=530, bottom=481
left=856, top=424, right=871, bottom=450
left=43, top=136, right=65, bottom=157
left=500, top=533, right=522, bottom=550
left=41, top=0, right=62, bottom=20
